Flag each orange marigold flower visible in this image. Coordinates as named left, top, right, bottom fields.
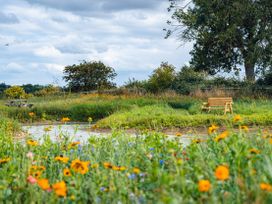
left=208, top=124, right=219, bottom=134
left=215, top=165, right=229, bottom=181
left=38, top=179, right=51, bottom=190
left=260, top=183, right=272, bottom=192
left=175, top=132, right=182, bottom=137
left=0, top=157, right=10, bottom=164
left=53, top=181, right=67, bottom=197
left=214, top=131, right=229, bottom=142
left=61, top=117, right=70, bottom=123
left=133, top=167, right=140, bottom=174
left=55, top=156, right=69, bottom=164
left=249, top=148, right=261, bottom=154
left=63, top=168, right=71, bottom=177
left=70, top=159, right=89, bottom=175
left=233, top=115, right=242, bottom=122
left=28, top=112, right=35, bottom=117
left=27, top=139, right=38, bottom=146
left=68, top=142, right=80, bottom=149
left=103, top=162, right=113, bottom=169
left=198, top=180, right=211, bottom=192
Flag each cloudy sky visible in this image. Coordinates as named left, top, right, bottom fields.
left=0, top=0, right=193, bottom=86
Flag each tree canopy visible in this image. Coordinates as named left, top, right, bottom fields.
left=146, top=62, right=176, bottom=93
left=63, top=61, right=117, bottom=92
left=167, top=0, right=272, bottom=81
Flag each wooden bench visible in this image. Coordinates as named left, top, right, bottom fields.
left=202, top=97, right=233, bottom=114
left=5, top=99, right=34, bottom=108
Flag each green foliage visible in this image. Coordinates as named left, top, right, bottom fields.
left=173, top=66, right=206, bottom=95
left=34, top=85, right=61, bottom=97
left=146, top=62, right=176, bottom=93
left=63, top=60, right=117, bottom=92
left=0, top=83, right=10, bottom=96
left=4, top=86, right=28, bottom=99
left=21, top=84, right=45, bottom=94
left=167, top=0, right=272, bottom=81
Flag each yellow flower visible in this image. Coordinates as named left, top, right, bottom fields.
left=176, top=158, right=183, bottom=165
left=208, top=124, right=219, bottom=134
left=103, top=162, right=113, bottom=169
left=198, top=180, right=211, bottom=192
left=33, top=171, right=42, bottom=179
left=112, top=166, right=126, bottom=171
left=68, top=142, right=80, bottom=149
left=63, top=168, right=71, bottom=177
left=260, top=183, right=272, bottom=192
left=29, top=165, right=46, bottom=173
left=70, top=159, right=89, bottom=175
left=55, top=156, right=69, bottom=164
left=43, top=126, right=52, bottom=132
left=37, top=179, right=50, bottom=190
left=91, top=163, right=99, bottom=168
left=0, top=157, right=10, bottom=164
left=61, top=117, right=70, bottom=123
left=241, top=125, right=249, bottom=132
left=214, top=131, right=229, bottom=142
left=269, top=139, right=272, bottom=144
left=233, top=115, right=242, bottom=122
left=133, top=168, right=140, bottom=174
left=28, top=112, right=35, bottom=117
left=27, top=139, right=38, bottom=146
left=215, top=165, right=229, bottom=181
left=249, top=148, right=260, bottom=154
left=53, top=181, right=67, bottom=197
left=175, top=132, right=182, bottom=137
left=70, top=195, right=76, bottom=201
left=192, top=139, right=202, bottom=144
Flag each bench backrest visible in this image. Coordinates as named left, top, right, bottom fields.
left=208, top=97, right=233, bottom=106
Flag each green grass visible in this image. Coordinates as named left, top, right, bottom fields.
left=96, top=105, right=272, bottom=129
left=1, top=94, right=272, bottom=128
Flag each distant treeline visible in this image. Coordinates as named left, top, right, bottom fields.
left=1, top=62, right=272, bottom=98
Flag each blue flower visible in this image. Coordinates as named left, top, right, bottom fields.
left=159, top=160, right=164, bottom=166
left=128, top=173, right=136, bottom=180
left=149, top=147, right=155, bottom=151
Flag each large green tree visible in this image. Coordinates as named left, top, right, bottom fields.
left=63, top=61, right=117, bottom=92
left=166, top=0, right=272, bottom=81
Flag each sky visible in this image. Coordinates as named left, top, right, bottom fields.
left=0, top=0, right=193, bottom=86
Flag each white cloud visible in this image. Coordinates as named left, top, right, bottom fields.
left=0, top=0, right=193, bottom=85
left=34, top=46, right=62, bottom=58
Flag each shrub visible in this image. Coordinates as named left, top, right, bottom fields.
left=4, top=86, right=27, bottom=99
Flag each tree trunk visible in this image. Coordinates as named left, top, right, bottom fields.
left=244, top=61, right=255, bottom=81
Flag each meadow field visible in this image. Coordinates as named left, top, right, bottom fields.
left=0, top=94, right=272, bottom=203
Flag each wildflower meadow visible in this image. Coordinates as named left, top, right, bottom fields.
left=0, top=114, right=272, bottom=203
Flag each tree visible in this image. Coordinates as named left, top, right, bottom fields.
left=21, top=84, right=45, bottom=94
left=166, top=0, right=272, bottom=81
left=4, top=86, right=27, bottom=99
left=0, top=83, right=10, bottom=95
left=63, top=61, right=117, bottom=92
left=147, top=62, right=176, bottom=93
left=173, top=66, right=206, bottom=94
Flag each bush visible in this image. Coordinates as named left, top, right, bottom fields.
left=34, top=85, right=61, bottom=97
left=4, top=86, right=27, bottom=99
